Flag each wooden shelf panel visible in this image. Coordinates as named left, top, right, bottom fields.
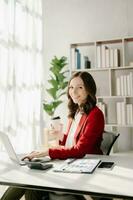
left=96, top=39, right=122, bottom=45
left=70, top=42, right=95, bottom=47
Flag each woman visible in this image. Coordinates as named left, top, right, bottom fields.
left=1, top=71, right=104, bottom=200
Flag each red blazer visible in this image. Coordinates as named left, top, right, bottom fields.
left=49, top=106, right=104, bottom=159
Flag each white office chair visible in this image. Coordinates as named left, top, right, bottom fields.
left=101, top=130, right=120, bottom=155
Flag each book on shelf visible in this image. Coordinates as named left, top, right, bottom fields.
left=120, top=75, right=124, bottom=96
left=123, top=75, right=128, bottom=96
left=126, top=104, right=133, bottom=125
left=96, top=45, right=120, bottom=68
left=116, top=73, right=133, bottom=96
left=96, top=46, right=101, bottom=68
left=127, top=74, right=131, bottom=96
left=105, top=48, right=110, bottom=68
left=97, top=102, right=106, bottom=123
left=101, top=45, right=106, bottom=68
left=75, top=48, right=81, bottom=69
left=84, top=56, right=91, bottom=69
left=116, top=102, right=126, bottom=125
left=114, top=48, right=120, bottom=67
left=121, top=102, right=126, bottom=125
left=110, top=48, right=114, bottom=67
left=116, top=102, right=121, bottom=124
left=71, top=48, right=76, bottom=70
left=71, top=48, right=92, bottom=70
left=116, top=102, right=133, bottom=125
left=129, top=72, right=133, bottom=96
left=71, top=48, right=81, bottom=70
left=116, top=77, right=121, bottom=96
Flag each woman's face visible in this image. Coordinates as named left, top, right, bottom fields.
left=68, top=76, right=88, bottom=105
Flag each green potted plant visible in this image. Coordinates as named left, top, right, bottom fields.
left=43, top=56, right=68, bottom=118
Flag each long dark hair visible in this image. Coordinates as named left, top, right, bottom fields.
left=67, top=71, right=97, bottom=118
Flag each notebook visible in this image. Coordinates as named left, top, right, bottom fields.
left=53, top=158, right=101, bottom=173
left=0, top=131, right=51, bottom=165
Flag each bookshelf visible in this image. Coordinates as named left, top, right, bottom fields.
left=70, top=37, right=133, bottom=153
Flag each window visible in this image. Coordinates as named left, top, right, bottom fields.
left=0, top=0, right=43, bottom=153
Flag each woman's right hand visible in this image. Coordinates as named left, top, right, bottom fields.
left=22, top=150, right=49, bottom=161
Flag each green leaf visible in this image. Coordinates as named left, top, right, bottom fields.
left=43, top=100, right=63, bottom=116
left=59, top=81, right=68, bottom=89
left=43, top=103, right=54, bottom=116
left=53, top=100, right=62, bottom=108
left=46, top=88, right=57, bottom=99
left=43, top=56, right=68, bottom=116
left=48, top=78, right=58, bottom=89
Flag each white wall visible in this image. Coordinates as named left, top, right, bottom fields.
left=42, top=0, right=133, bottom=142
left=43, top=0, right=133, bottom=69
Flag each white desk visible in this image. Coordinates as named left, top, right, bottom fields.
left=0, top=153, right=133, bottom=199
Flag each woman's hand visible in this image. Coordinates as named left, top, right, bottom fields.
left=49, top=123, right=63, bottom=140
left=49, top=129, right=60, bottom=137
left=22, top=150, right=49, bottom=161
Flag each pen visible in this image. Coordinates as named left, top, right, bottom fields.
left=65, top=158, right=76, bottom=164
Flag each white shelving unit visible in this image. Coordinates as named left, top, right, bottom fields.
left=70, top=37, right=133, bottom=153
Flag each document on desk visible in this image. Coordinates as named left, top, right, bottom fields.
left=53, top=158, right=101, bottom=173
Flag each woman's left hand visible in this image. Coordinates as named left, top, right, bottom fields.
left=49, top=123, right=63, bottom=140
left=22, top=150, right=49, bottom=161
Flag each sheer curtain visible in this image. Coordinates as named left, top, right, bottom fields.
left=0, top=0, right=43, bottom=153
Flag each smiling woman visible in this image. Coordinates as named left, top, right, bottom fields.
left=0, top=0, right=43, bottom=153
left=1, top=71, right=105, bottom=200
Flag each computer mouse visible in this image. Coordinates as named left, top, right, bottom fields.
left=28, top=163, right=53, bottom=170
left=32, top=158, right=43, bottom=162
left=32, top=156, right=51, bottom=163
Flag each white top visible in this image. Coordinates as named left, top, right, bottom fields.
left=65, top=112, right=82, bottom=148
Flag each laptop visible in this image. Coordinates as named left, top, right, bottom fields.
left=0, top=131, right=51, bottom=166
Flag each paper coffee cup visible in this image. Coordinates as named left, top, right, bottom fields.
left=50, top=116, right=61, bottom=131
